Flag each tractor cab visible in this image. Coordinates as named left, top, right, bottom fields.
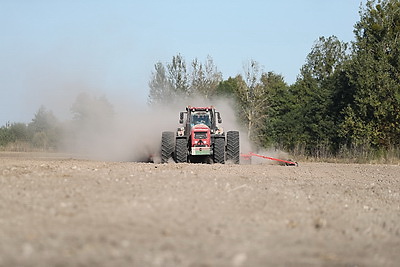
left=180, top=106, right=222, bottom=134
left=191, top=111, right=211, bottom=128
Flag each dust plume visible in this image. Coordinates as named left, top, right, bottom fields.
left=57, top=92, right=291, bottom=164
left=59, top=94, right=177, bottom=162
left=59, top=93, right=253, bottom=162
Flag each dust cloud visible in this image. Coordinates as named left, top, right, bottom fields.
left=59, top=95, right=176, bottom=162
left=58, top=93, right=255, bottom=163
left=53, top=91, right=288, bottom=164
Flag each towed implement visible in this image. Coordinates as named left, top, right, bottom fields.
left=161, top=106, right=240, bottom=164
left=241, top=152, right=298, bottom=166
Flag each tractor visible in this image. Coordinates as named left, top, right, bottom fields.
left=161, top=106, right=240, bottom=164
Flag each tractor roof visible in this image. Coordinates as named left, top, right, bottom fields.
left=186, top=106, right=215, bottom=111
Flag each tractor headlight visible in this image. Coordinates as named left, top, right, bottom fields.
left=215, top=127, right=224, bottom=135
left=177, top=127, right=185, bottom=136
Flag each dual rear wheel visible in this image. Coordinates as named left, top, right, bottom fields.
left=161, top=132, right=188, bottom=163
left=161, top=131, right=174, bottom=163
left=226, top=131, right=240, bottom=164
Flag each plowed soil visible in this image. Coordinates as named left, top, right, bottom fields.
left=1, top=152, right=399, bottom=267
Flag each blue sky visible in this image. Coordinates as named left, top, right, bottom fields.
left=1, top=0, right=361, bottom=125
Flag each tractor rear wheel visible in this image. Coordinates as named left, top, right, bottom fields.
left=213, top=137, right=225, bottom=164
left=226, top=131, right=240, bottom=164
left=175, top=138, right=188, bottom=163
left=161, top=131, right=174, bottom=163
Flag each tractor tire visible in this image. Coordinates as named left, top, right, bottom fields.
left=161, top=131, right=175, bottom=163
left=226, top=131, right=240, bottom=164
left=175, top=138, right=188, bottom=163
left=213, top=137, right=225, bottom=164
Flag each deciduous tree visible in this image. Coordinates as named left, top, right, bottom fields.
left=235, top=60, right=269, bottom=143
left=148, top=62, right=172, bottom=105
left=341, top=0, right=400, bottom=149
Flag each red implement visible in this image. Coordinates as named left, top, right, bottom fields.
left=241, top=152, right=298, bottom=166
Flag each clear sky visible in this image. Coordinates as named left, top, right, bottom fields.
left=0, top=0, right=362, bottom=125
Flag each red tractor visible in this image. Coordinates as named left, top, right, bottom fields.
left=161, top=106, right=240, bottom=164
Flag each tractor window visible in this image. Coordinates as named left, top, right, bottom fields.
left=191, top=113, right=211, bottom=127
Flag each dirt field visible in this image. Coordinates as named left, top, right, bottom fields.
left=0, top=152, right=399, bottom=267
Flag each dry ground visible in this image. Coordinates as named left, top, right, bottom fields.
left=0, top=152, right=399, bottom=267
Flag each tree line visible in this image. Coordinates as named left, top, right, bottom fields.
left=148, top=0, right=400, bottom=159
left=0, top=106, right=60, bottom=151
left=0, top=93, right=114, bottom=151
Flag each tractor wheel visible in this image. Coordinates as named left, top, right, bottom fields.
left=161, top=131, right=174, bottom=163
left=213, top=137, right=225, bottom=164
left=175, top=138, right=188, bottom=163
left=226, top=131, right=240, bottom=164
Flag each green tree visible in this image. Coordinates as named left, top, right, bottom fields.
left=341, top=0, right=400, bottom=149
left=148, top=54, right=223, bottom=105
left=167, top=53, right=190, bottom=97
left=148, top=62, right=172, bottom=105
left=273, top=36, right=349, bottom=156
left=234, top=60, right=269, bottom=144
left=0, top=125, right=12, bottom=147
left=28, top=106, right=60, bottom=149
left=216, top=70, right=291, bottom=150
left=29, top=105, right=58, bottom=133
left=0, top=123, right=29, bottom=147
left=215, top=76, right=240, bottom=97
left=9, top=123, right=29, bottom=142
left=260, top=72, right=290, bottom=147
left=302, top=36, right=349, bottom=83
left=148, top=54, right=189, bottom=105
left=191, top=56, right=222, bottom=99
